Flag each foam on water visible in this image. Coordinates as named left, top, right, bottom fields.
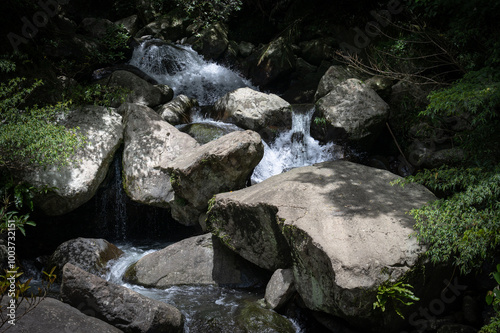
left=129, top=39, right=255, bottom=105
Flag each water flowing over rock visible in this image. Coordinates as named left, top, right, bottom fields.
left=163, top=130, right=264, bottom=226
left=251, top=105, right=340, bottom=183
left=315, top=78, right=389, bottom=147
left=61, top=263, right=184, bottom=333
left=121, top=103, right=199, bottom=208
left=23, top=106, right=123, bottom=216
left=124, top=233, right=264, bottom=287
left=49, top=238, right=123, bottom=278
left=129, top=39, right=254, bottom=105
left=213, top=87, right=292, bottom=132
left=208, top=160, right=437, bottom=331
left=1, top=297, right=122, bottom=333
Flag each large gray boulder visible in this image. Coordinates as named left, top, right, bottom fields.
left=208, top=160, right=437, bottom=331
left=214, top=87, right=292, bottom=132
left=2, top=297, right=122, bottom=333
left=61, top=263, right=184, bottom=333
left=315, top=78, right=389, bottom=146
left=163, top=130, right=264, bottom=225
left=124, top=233, right=260, bottom=287
left=23, top=106, right=123, bottom=216
left=121, top=103, right=199, bottom=207
left=49, top=238, right=123, bottom=278
left=314, top=65, right=361, bottom=101
left=102, top=70, right=173, bottom=107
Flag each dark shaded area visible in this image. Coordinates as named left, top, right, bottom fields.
left=17, top=151, right=199, bottom=258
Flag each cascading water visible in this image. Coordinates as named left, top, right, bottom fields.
left=98, top=41, right=340, bottom=333
left=95, top=153, right=128, bottom=240
left=129, top=39, right=256, bottom=105
left=251, top=106, right=340, bottom=183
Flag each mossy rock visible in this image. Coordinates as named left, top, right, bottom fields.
left=235, top=301, right=296, bottom=333
left=180, top=123, right=232, bottom=144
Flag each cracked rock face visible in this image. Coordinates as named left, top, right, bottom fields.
left=208, top=160, right=436, bottom=330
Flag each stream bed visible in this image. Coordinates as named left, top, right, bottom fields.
left=105, top=242, right=304, bottom=333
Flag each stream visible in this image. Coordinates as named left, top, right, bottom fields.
left=105, top=243, right=304, bottom=333
left=25, top=39, right=340, bottom=332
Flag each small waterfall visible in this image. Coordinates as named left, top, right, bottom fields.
left=96, top=154, right=128, bottom=240
left=129, top=39, right=255, bottom=105
left=252, top=106, right=340, bottom=183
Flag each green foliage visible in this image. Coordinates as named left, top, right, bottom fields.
left=397, top=165, right=500, bottom=274
left=0, top=177, right=45, bottom=236
left=63, top=83, right=129, bottom=109
left=422, top=68, right=500, bottom=162
left=373, top=281, right=420, bottom=319
left=94, top=24, right=130, bottom=65
left=313, top=117, right=326, bottom=126
left=396, top=66, right=500, bottom=275
left=481, top=264, right=500, bottom=333
left=486, top=264, right=500, bottom=310
left=0, top=265, right=56, bottom=329
left=172, top=0, right=243, bottom=29
left=0, top=61, right=86, bottom=171
left=479, top=316, right=500, bottom=333
left=408, top=0, right=500, bottom=70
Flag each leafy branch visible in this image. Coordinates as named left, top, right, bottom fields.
left=373, top=281, right=420, bottom=319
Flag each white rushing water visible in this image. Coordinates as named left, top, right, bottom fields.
left=129, top=39, right=256, bottom=105
left=92, top=41, right=340, bottom=332
left=251, top=107, right=340, bottom=183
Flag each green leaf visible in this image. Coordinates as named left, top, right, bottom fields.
left=493, top=272, right=500, bottom=285
left=486, top=292, right=494, bottom=305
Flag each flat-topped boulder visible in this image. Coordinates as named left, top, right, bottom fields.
left=213, top=87, right=292, bottom=132
left=208, top=160, right=436, bottom=331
